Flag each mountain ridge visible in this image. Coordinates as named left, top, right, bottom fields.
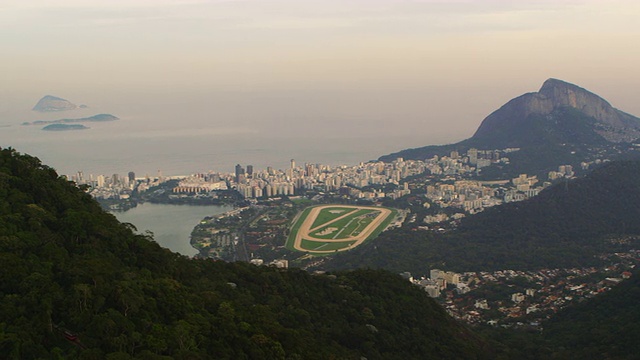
left=380, top=79, right=640, bottom=176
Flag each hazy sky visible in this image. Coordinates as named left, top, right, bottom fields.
left=2, top=0, right=640, bottom=143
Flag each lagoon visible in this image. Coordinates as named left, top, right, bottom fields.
left=113, top=203, right=233, bottom=256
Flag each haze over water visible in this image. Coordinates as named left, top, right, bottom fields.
left=2, top=1, right=640, bottom=177
left=0, top=92, right=440, bottom=177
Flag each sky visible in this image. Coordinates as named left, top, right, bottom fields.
left=1, top=0, right=640, bottom=170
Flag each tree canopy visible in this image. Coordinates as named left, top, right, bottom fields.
left=0, top=147, right=490, bottom=359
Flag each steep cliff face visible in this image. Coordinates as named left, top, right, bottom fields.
left=538, top=79, right=616, bottom=121
left=473, top=79, right=640, bottom=143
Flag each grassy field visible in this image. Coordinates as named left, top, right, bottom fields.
left=288, top=205, right=394, bottom=254
left=311, top=209, right=379, bottom=239
left=310, top=207, right=356, bottom=229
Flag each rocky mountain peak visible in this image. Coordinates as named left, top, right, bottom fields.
left=539, top=78, right=601, bottom=101
left=538, top=78, right=618, bottom=124
left=379, top=78, right=640, bottom=172
left=472, top=79, right=640, bottom=143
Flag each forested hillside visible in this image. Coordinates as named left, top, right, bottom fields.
left=325, top=160, right=640, bottom=273
left=542, top=270, right=640, bottom=359
left=0, top=147, right=490, bottom=359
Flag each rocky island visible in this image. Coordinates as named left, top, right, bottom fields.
left=32, top=95, right=83, bottom=112
left=23, top=113, right=119, bottom=128
left=42, top=124, right=89, bottom=131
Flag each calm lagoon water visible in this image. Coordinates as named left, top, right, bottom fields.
left=113, top=203, right=233, bottom=256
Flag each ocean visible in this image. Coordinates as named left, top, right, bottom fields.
left=0, top=92, right=450, bottom=254
left=0, top=90, right=455, bottom=178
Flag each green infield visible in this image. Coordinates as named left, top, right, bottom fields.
left=287, top=204, right=395, bottom=254
left=310, top=207, right=357, bottom=229
left=310, top=209, right=379, bottom=239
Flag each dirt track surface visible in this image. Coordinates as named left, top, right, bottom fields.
left=292, top=205, right=393, bottom=253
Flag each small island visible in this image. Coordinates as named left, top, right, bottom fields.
left=23, top=113, right=119, bottom=126
left=42, top=124, right=89, bottom=131
left=32, top=95, right=79, bottom=112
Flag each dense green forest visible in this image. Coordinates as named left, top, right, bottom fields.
left=0, top=147, right=491, bottom=359
left=542, top=270, right=640, bottom=359
left=5, top=147, right=640, bottom=359
left=475, top=269, right=640, bottom=360
left=325, top=160, right=640, bottom=273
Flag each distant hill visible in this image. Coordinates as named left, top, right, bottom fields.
left=32, top=95, right=80, bottom=112
left=0, top=147, right=491, bottom=359
left=323, top=160, right=640, bottom=273
left=380, top=79, right=640, bottom=177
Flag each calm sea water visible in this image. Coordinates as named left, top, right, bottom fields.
left=113, top=203, right=233, bottom=256
left=0, top=92, right=447, bottom=177
left=0, top=121, right=427, bottom=178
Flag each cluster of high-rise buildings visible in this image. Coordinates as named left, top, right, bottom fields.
left=172, top=173, right=228, bottom=194
left=76, top=147, right=580, bottom=214
left=70, top=171, right=136, bottom=200
left=221, top=158, right=421, bottom=200
left=71, top=170, right=171, bottom=200
left=226, top=148, right=517, bottom=200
